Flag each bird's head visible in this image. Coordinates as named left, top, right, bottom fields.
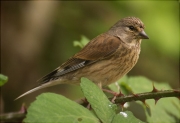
left=108, top=17, right=149, bottom=46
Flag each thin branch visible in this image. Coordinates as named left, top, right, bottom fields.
left=77, top=89, right=180, bottom=106
left=0, top=112, right=26, bottom=122
left=110, top=89, right=180, bottom=104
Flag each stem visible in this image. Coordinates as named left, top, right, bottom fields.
left=109, top=89, right=179, bottom=104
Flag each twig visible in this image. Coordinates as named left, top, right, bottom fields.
left=110, top=89, right=180, bottom=105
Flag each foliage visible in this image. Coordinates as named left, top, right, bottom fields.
left=24, top=76, right=179, bottom=123
left=109, top=76, right=180, bottom=123
left=73, top=35, right=89, bottom=48
left=0, top=74, right=8, bottom=86
left=24, top=77, right=146, bottom=123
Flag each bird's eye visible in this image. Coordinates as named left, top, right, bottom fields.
left=129, top=26, right=134, bottom=30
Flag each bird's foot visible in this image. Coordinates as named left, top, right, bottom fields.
left=102, top=89, right=124, bottom=103
left=81, top=98, right=92, bottom=109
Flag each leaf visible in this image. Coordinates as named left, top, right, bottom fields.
left=145, top=98, right=179, bottom=123
left=112, top=111, right=145, bottom=123
left=24, top=93, right=99, bottom=123
left=0, top=74, right=8, bottom=86
left=80, top=77, right=117, bottom=123
left=73, top=35, right=89, bottom=48
left=113, top=76, right=180, bottom=123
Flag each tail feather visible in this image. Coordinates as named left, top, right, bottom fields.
left=15, top=79, right=63, bottom=100
left=37, top=68, right=60, bottom=84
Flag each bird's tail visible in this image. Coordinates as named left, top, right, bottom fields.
left=14, top=79, right=64, bottom=100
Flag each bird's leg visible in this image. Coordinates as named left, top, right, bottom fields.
left=98, top=82, right=102, bottom=89
left=112, top=82, right=124, bottom=102
left=103, top=82, right=123, bottom=103
left=81, top=98, right=91, bottom=109
left=81, top=82, right=104, bottom=110
left=115, top=82, right=120, bottom=92
left=87, top=103, right=91, bottom=110
left=98, top=81, right=117, bottom=99
left=102, top=88, right=117, bottom=95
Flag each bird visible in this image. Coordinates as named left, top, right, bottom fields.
left=15, top=17, right=149, bottom=100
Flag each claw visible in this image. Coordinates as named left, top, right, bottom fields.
left=103, top=89, right=124, bottom=103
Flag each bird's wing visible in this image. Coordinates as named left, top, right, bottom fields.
left=15, top=34, right=121, bottom=100
left=38, top=33, right=121, bottom=83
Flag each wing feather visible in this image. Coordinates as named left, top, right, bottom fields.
left=38, top=33, right=121, bottom=83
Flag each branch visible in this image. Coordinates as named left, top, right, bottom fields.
left=110, top=89, right=180, bottom=105
left=77, top=89, right=180, bottom=106
left=0, top=112, right=26, bottom=122
left=0, top=104, right=26, bottom=122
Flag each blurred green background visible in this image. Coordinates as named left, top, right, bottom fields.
left=1, top=0, right=179, bottom=118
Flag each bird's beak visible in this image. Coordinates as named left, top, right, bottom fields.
left=139, top=30, right=149, bottom=39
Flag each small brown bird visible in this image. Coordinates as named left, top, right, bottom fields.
left=16, top=17, right=149, bottom=100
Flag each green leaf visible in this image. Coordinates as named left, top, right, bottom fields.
left=73, top=35, right=89, bottom=48
left=126, top=76, right=169, bottom=93
left=127, top=77, right=180, bottom=123
left=80, top=77, right=117, bottom=123
left=112, top=111, right=145, bottom=123
left=24, top=93, right=99, bottom=123
left=114, top=76, right=180, bottom=123
left=145, top=98, right=179, bottom=123
left=0, top=74, right=8, bottom=86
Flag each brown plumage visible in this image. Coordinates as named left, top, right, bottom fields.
left=15, top=17, right=149, bottom=100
